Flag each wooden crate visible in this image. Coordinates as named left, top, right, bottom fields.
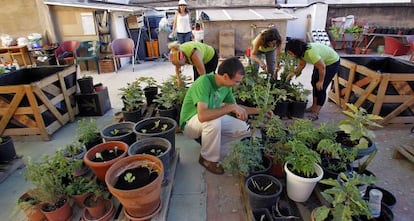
left=98, top=59, right=114, bottom=73
left=328, top=56, right=414, bottom=125
left=0, top=65, right=78, bottom=140
left=219, top=29, right=235, bottom=58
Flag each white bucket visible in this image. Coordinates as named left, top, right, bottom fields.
left=284, top=162, right=323, bottom=202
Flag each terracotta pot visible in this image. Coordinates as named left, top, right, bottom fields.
left=83, top=141, right=128, bottom=182
left=18, top=192, right=46, bottom=221
left=83, top=195, right=111, bottom=219
left=105, top=154, right=163, bottom=219
left=40, top=197, right=72, bottom=221
left=71, top=192, right=90, bottom=208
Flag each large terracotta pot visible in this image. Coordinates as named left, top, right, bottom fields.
left=83, top=141, right=129, bottom=182
left=105, top=154, right=163, bottom=219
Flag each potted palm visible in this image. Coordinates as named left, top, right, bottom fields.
left=284, top=139, right=323, bottom=202
left=119, top=79, right=145, bottom=122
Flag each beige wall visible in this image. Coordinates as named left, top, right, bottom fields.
left=203, top=20, right=287, bottom=56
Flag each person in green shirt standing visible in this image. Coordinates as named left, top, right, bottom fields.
left=179, top=57, right=261, bottom=174
left=169, top=41, right=218, bottom=82
left=285, top=38, right=340, bottom=121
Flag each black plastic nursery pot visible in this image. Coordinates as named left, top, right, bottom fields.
left=252, top=208, right=273, bottom=221
left=364, top=185, right=397, bottom=209
left=245, top=174, right=283, bottom=210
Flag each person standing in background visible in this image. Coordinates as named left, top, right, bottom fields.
left=171, top=0, right=193, bottom=44
left=250, top=28, right=282, bottom=79
left=285, top=38, right=340, bottom=121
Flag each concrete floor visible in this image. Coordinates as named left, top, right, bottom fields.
left=1, top=55, right=413, bottom=221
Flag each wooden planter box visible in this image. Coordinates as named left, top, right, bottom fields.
left=0, top=65, right=78, bottom=140
left=328, top=56, right=414, bottom=125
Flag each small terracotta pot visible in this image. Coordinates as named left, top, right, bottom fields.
left=83, top=141, right=129, bottom=182
left=18, top=192, right=46, bottom=221
left=40, top=197, right=72, bottom=221
left=82, top=198, right=115, bottom=221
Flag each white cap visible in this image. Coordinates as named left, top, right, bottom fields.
left=178, top=0, right=187, bottom=5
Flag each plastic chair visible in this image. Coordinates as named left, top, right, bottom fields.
left=111, top=38, right=135, bottom=73
left=55, top=40, right=80, bottom=65
left=75, top=41, right=100, bottom=74
left=383, top=36, right=410, bottom=56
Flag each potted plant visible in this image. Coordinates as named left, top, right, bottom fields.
left=0, top=135, right=17, bottom=162
left=154, top=74, right=190, bottom=123
left=119, top=79, right=145, bottom=122
left=288, top=82, right=311, bottom=118
left=100, top=121, right=136, bottom=145
left=336, top=103, right=383, bottom=159
left=65, top=177, right=98, bottom=208
left=137, top=76, right=158, bottom=105
left=62, top=140, right=86, bottom=160
left=133, top=116, right=177, bottom=160
left=288, top=118, right=320, bottom=148
left=312, top=172, right=377, bottom=221
left=13, top=189, right=46, bottom=221
left=245, top=173, right=283, bottom=210
left=105, top=154, right=164, bottom=219
left=77, top=118, right=102, bottom=150
left=24, top=151, right=81, bottom=221
left=284, top=139, right=323, bottom=202
left=83, top=140, right=128, bottom=182
left=81, top=180, right=114, bottom=221
left=128, top=137, right=172, bottom=184
left=220, top=137, right=265, bottom=177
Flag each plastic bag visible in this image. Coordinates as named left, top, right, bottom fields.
left=159, top=17, right=171, bottom=33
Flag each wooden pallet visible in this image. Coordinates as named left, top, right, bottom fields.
left=393, top=144, right=414, bottom=164
left=0, top=155, right=25, bottom=183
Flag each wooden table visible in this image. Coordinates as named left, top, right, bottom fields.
left=0, top=45, right=30, bottom=67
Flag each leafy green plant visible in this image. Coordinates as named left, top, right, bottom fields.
left=220, top=137, right=264, bottom=176
left=119, top=79, right=145, bottom=112
left=289, top=82, right=311, bottom=102
left=124, top=172, right=135, bottom=183
left=137, top=76, right=158, bottom=88
left=64, top=177, right=100, bottom=196
left=317, top=138, right=356, bottom=172
left=328, top=26, right=340, bottom=40
left=285, top=139, right=321, bottom=178
left=154, top=75, right=190, bottom=109
left=262, top=116, right=289, bottom=144
left=313, top=172, right=377, bottom=221
left=288, top=118, right=320, bottom=147
left=338, top=103, right=383, bottom=149
left=62, top=140, right=85, bottom=158
left=344, top=25, right=363, bottom=39
left=24, top=151, right=82, bottom=205
left=77, top=118, right=100, bottom=145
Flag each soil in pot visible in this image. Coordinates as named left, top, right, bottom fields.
left=91, top=149, right=125, bottom=162
left=115, top=167, right=159, bottom=190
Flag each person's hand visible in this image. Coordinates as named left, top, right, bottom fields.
left=265, top=110, right=274, bottom=118
left=260, top=62, right=267, bottom=72
left=287, top=72, right=295, bottom=80
left=316, top=81, right=323, bottom=91
left=234, top=105, right=248, bottom=121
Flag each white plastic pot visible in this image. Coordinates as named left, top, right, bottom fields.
left=284, top=162, right=323, bottom=202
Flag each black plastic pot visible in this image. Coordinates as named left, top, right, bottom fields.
left=245, top=174, right=283, bottom=210
left=252, top=208, right=273, bottom=221
left=144, top=86, right=158, bottom=105
left=274, top=101, right=289, bottom=119
left=288, top=100, right=307, bottom=118
left=0, top=136, right=17, bottom=162
left=157, top=106, right=178, bottom=124
left=128, top=137, right=172, bottom=184
left=100, top=121, right=136, bottom=146
left=122, top=108, right=143, bottom=123
left=77, top=77, right=94, bottom=94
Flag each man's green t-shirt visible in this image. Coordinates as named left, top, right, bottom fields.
left=303, top=43, right=339, bottom=66
left=179, top=73, right=235, bottom=130
left=180, top=41, right=215, bottom=65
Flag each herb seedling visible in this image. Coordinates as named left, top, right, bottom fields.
left=110, top=129, right=119, bottom=136
left=150, top=148, right=163, bottom=156
left=124, top=172, right=135, bottom=183
left=161, top=124, right=168, bottom=131
left=95, top=152, right=103, bottom=160
left=151, top=120, right=161, bottom=130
